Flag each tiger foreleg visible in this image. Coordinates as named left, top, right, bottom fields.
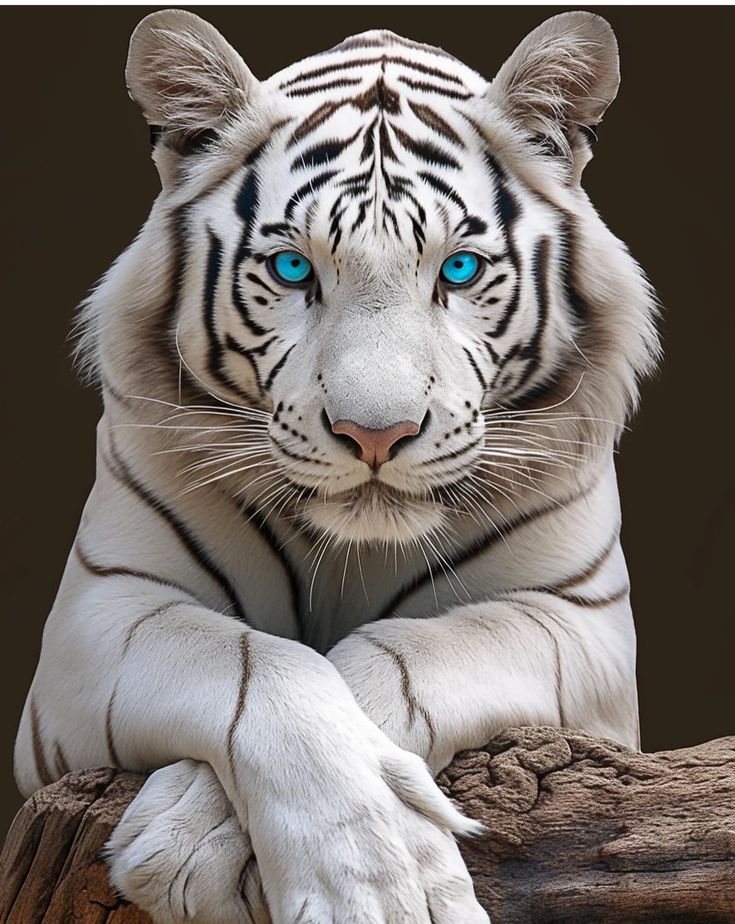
left=328, top=592, right=640, bottom=772
left=18, top=569, right=488, bottom=924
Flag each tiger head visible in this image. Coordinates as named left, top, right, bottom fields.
left=82, top=11, right=659, bottom=545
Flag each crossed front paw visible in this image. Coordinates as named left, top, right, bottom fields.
left=106, top=759, right=268, bottom=923
left=246, top=744, right=489, bottom=924
left=106, top=750, right=488, bottom=924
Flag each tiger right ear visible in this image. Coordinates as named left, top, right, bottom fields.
left=488, top=12, right=619, bottom=163
left=126, top=10, right=257, bottom=148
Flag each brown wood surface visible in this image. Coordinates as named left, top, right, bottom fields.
left=1, top=727, right=734, bottom=923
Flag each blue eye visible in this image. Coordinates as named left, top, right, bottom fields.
left=269, top=250, right=314, bottom=286
left=440, top=252, right=481, bottom=286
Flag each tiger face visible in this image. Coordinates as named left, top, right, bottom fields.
left=87, top=12, right=658, bottom=545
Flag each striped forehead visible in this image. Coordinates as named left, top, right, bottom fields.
left=267, top=30, right=486, bottom=100
left=255, top=34, right=494, bottom=253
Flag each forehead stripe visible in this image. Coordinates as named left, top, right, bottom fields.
left=328, top=32, right=455, bottom=60
left=407, top=99, right=464, bottom=147
left=284, top=170, right=339, bottom=221
left=396, top=76, right=472, bottom=100
left=286, top=77, right=363, bottom=98
left=290, top=129, right=361, bottom=172
left=287, top=100, right=344, bottom=148
left=391, top=124, right=460, bottom=169
left=417, top=171, right=467, bottom=213
left=279, top=54, right=468, bottom=90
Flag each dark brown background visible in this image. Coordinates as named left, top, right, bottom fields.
left=2, top=6, right=733, bottom=836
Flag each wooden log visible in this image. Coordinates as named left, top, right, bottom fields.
left=1, top=727, right=733, bottom=923
left=437, top=727, right=735, bottom=923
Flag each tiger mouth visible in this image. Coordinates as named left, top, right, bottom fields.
left=329, top=480, right=425, bottom=505
left=300, top=479, right=445, bottom=544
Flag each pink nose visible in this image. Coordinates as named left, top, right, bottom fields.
left=331, top=419, right=421, bottom=469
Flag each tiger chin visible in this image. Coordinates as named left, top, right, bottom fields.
left=304, top=482, right=447, bottom=545
left=15, top=10, right=660, bottom=924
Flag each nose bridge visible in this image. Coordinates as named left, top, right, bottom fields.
left=319, top=304, right=431, bottom=429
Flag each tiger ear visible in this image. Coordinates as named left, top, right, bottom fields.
left=126, top=10, right=257, bottom=149
left=488, top=11, right=620, bottom=159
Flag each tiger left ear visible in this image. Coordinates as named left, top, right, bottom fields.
left=126, top=10, right=258, bottom=152
left=488, top=12, right=620, bottom=162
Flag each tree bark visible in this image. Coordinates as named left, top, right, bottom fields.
left=1, top=727, right=733, bottom=923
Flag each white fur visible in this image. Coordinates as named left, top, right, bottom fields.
left=16, top=11, right=660, bottom=924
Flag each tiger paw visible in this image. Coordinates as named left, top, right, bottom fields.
left=106, top=759, right=269, bottom=924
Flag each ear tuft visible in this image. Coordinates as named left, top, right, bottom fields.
left=126, top=10, right=255, bottom=135
left=490, top=12, right=620, bottom=156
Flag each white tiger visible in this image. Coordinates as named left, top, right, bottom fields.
left=14, top=10, right=659, bottom=924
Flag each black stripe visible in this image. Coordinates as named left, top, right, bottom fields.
left=391, top=124, right=460, bottom=169
left=379, top=119, right=398, bottom=162
left=463, top=347, right=487, bottom=390
left=354, top=76, right=401, bottom=115
left=376, top=479, right=599, bottom=620
left=239, top=502, right=304, bottom=638
left=396, top=75, right=472, bottom=100
left=290, top=130, right=360, bottom=172
left=407, top=99, right=464, bottom=147
left=327, top=32, right=455, bottom=60
left=512, top=583, right=629, bottom=609
left=351, top=199, right=370, bottom=233
left=104, top=441, right=249, bottom=622
left=484, top=339, right=500, bottom=364
left=489, top=342, right=521, bottom=388
left=153, top=161, right=256, bottom=395
left=426, top=435, right=483, bottom=466
left=245, top=272, right=278, bottom=296
left=555, top=530, right=619, bottom=589
left=30, top=698, right=52, bottom=787
left=232, top=284, right=271, bottom=339
left=391, top=55, right=467, bottom=85
left=286, top=77, right=363, bottom=98
left=512, top=604, right=567, bottom=727
left=226, top=633, right=252, bottom=782
left=76, top=542, right=195, bottom=597
left=457, top=214, right=488, bottom=237
left=280, top=57, right=376, bottom=88
left=559, top=216, right=589, bottom=322
left=233, top=168, right=273, bottom=339
left=225, top=332, right=280, bottom=395
left=287, top=100, right=345, bottom=148
left=550, top=585, right=629, bottom=608
left=235, top=166, right=259, bottom=225
left=485, top=156, right=523, bottom=340
left=364, top=635, right=436, bottom=758
left=285, top=170, right=339, bottom=221
left=122, top=599, right=191, bottom=657
left=280, top=54, right=466, bottom=90
left=417, top=170, right=466, bottom=213
left=490, top=158, right=590, bottom=328
left=264, top=344, right=295, bottom=391
left=260, top=222, right=294, bottom=238
left=516, top=236, right=551, bottom=388
left=106, top=684, right=121, bottom=766
left=203, top=227, right=225, bottom=376
left=271, top=432, right=325, bottom=464
left=480, top=273, right=508, bottom=294
left=200, top=231, right=263, bottom=402
left=102, top=373, right=137, bottom=410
